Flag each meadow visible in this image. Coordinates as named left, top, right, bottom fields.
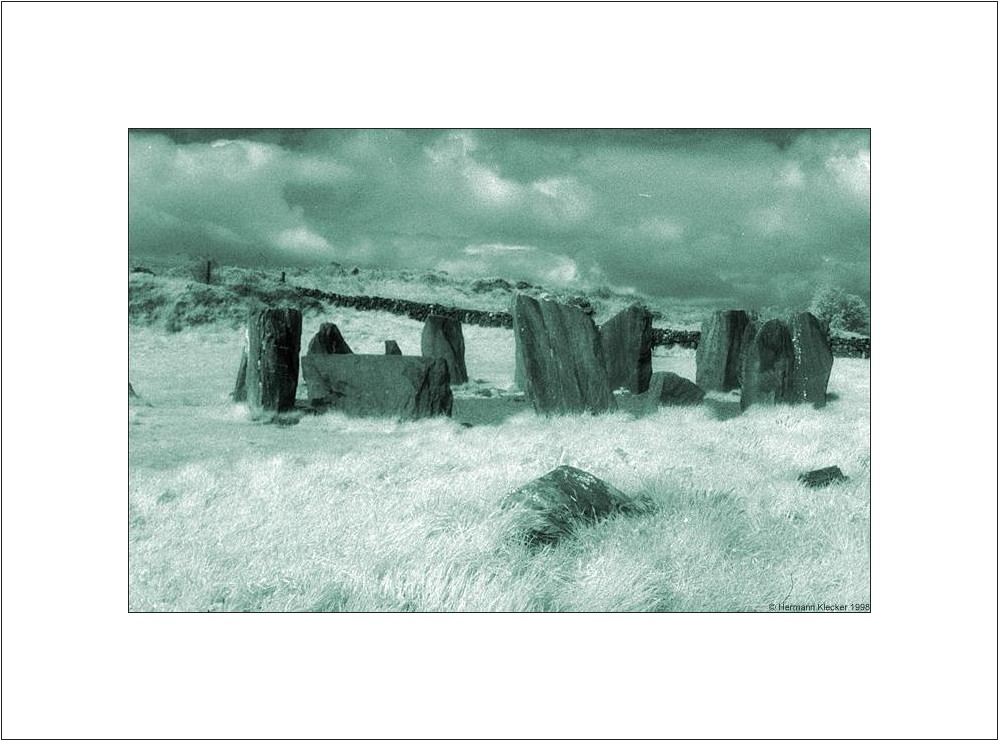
left=128, top=280, right=871, bottom=612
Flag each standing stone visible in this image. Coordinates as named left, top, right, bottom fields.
left=600, top=303, right=653, bottom=393
left=302, top=354, right=453, bottom=419
left=788, top=312, right=834, bottom=407
left=307, top=323, right=352, bottom=355
left=192, top=257, right=214, bottom=284
left=232, top=347, right=248, bottom=402
left=385, top=340, right=402, bottom=355
left=421, top=315, right=468, bottom=384
left=512, top=295, right=615, bottom=415
left=695, top=310, right=750, bottom=392
left=740, top=319, right=794, bottom=410
left=645, top=371, right=705, bottom=407
left=246, top=308, right=302, bottom=413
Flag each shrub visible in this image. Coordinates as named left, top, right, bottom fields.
left=810, top=286, right=870, bottom=335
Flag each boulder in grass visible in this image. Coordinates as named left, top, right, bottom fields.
left=501, top=465, right=652, bottom=545
left=798, top=466, right=848, bottom=488
left=385, top=340, right=402, bottom=355
left=307, top=323, right=352, bottom=355
left=421, top=315, right=468, bottom=384
left=512, top=294, right=615, bottom=415
left=600, top=303, right=654, bottom=393
left=695, top=310, right=750, bottom=392
left=646, top=371, right=705, bottom=407
left=740, top=319, right=794, bottom=410
left=301, top=354, right=453, bottom=419
left=788, top=312, right=834, bottom=407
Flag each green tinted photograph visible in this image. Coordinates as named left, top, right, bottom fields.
left=128, top=128, right=871, bottom=612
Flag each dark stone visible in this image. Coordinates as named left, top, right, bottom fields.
left=349, top=266, right=360, bottom=275
left=130, top=266, right=154, bottom=275
left=471, top=277, right=512, bottom=293
left=645, top=371, right=705, bottom=407
left=788, top=312, right=834, bottom=407
left=307, top=323, right=353, bottom=355
left=695, top=310, right=750, bottom=392
left=246, top=308, right=302, bottom=413
left=421, top=315, right=468, bottom=384
left=192, top=257, right=214, bottom=284
left=501, top=465, right=651, bottom=545
left=798, top=466, right=848, bottom=488
left=301, top=354, right=453, bottom=419
left=512, top=295, right=615, bottom=415
left=385, top=340, right=402, bottom=355
left=600, top=303, right=653, bottom=393
left=740, top=319, right=795, bottom=410
left=232, top=348, right=248, bottom=402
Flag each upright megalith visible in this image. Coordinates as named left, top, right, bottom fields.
left=246, top=308, right=302, bottom=413
left=192, top=257, right=214, bottom=285
left=384, top=340, right=402, bottom=355
left=740, top=319, right=794, bottom=410
left=695, top=310, right=749, bottom=392
left=307, top=322, right=352, bottom=355
left=512, top=294, right=615, bottom=415
left=788, top=312, right=834, bottom=407
left=421, top=315, right=467, bottom=384
left=232, top=347, right=248, bottom=402
left=302, top=354, right=453, bottom=419
left=600, top=303, right=653, bottom=393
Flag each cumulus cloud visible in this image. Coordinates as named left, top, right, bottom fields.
left=128, top=128, right=870, bottom=306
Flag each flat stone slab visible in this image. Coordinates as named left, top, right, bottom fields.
left=301, top=354, right=453, bottom=419
left=501, top=465, right=651, bottom=545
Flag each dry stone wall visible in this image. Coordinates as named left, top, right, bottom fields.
left=291, top=285, right=870, bottom=357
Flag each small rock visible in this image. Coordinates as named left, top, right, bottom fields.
left=307, top=323, right=353, bottom=355
left=646, top=371, right=705, bottom=406
left=798, top=466, right=848, bottom=488
left=501, top=465, right=652, bottom=545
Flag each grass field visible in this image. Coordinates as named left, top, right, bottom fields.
left=128, top=301, right=871, bottom=612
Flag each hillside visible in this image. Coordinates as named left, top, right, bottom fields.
left=128, top=262, right=870, bottom=356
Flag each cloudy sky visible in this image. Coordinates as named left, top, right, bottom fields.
left=128, top=128, right=870, bottom=307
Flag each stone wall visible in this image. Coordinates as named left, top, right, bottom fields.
left=292, top=286, right=871, bottom=358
